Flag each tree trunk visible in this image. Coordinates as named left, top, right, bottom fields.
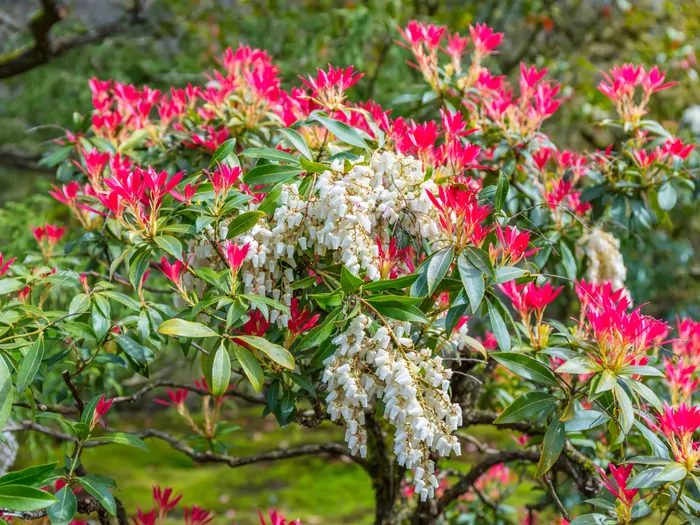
left=366, top=410, right=404, bottom=525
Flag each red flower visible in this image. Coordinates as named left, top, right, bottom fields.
left=91, top=395, right=113, bottom=429
left=258, top=509, right=300, bottom=525
left=238, top=310, right=271, bottom=337
left=288, top=298, right=320, bottom=335
left=152, top=486, right=182, bottom=513
left=469, top=23, right=503, bottom=56
left=157, top=256, right=189, bottom=288
left=132, top=508, right=156, bottom=525
left=207, top=164, right=242, bottom=197
left=0, top=252, right=16, bottom=277
left=154, top=389, right=189, bottom=411
left=575, top=280, right=628, bottom=313
left=49, top=181, right=81, bottom=206
left=185, top=506, right=214, bottom=525
left=222, top=241, right=250, bottom=272
left=300, top=64, right=363, bottom=109
left=598, top=464, right=638, bottom=506
left=426, top=185, right=492, bottom=244
left=491, top=225, right=537, bottom=265
left=499, top=281, right=562, bottom=320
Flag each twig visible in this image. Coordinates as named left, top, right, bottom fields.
left=62, top=369, right=85, bottom=412
left=544, top=472, right=571, bottom=522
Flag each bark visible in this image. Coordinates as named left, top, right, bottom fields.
left=366, top=410, right=404, bottom=525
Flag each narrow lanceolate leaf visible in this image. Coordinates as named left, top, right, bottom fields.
left=495, top=266, right=527, bottom=284
left=311, top=115, right=369, bottom=149
left=410, top=245, right=455, bottom=298
left=614, top=384, right=635, bottom=434
left=210, top=343, right=231, bottom=398
left=153, top=236, right=183, bottom=261
left=297, top=308, right=341, bottom=352
left=465, top=247, right=495, bottom=279
left=0, top=358, right=12, bottom=432
left=16, top=337, right=44, bottom=392
left=0, top=279, right=23, bottom=296
left=243, top=164, right=304, bottom=186
left=535, top=416, right=566, bottom=477
left=555, top=357, right=601, bottom=375
left=226, top=211, right=266, bottom=239
left=0, top=485, right=58, bottom=511
left=370, top=302, right=430, bottom=324
left=494, top=171, right=510, bottom=211
left=491, top=352, right=559, bottom=388
left=77, top=475, right=116, bottom=516
left=568, top=514, right=612, bottom=525
left=158, top=319, right=219, bottom=338
left=457, top=254, right=484, bottom=313
left=486, top=299, right=510, bottom=352
left=278, top=128, right=313, bottom=160
left=209, top=138, right=236, bottom=167
left=233, top=344, right=264, bottom=392
left=235, top=336, right=294, bottom=370
left=494, top=392, right=557, bottom=424
left=89, top=432, right=148, bottom=451
left=340, top=266, right=364, bottom=293
left=0, top=463, right=57, bottom=488
left=47, top=486, right=77, bottom=525
left=240, top=147, right=300, bottom=164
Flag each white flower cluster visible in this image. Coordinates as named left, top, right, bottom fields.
left=322, top=314, right=462, bottom=501
left=233, top=150, right=439, bottom=310
left=581, top=227, right=627, bottom=291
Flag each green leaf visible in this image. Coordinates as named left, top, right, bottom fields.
left=491, top=352, right=559, bottom=387
left=614, top=384, right=634, bottom=434
left=0, top=485, right=58, bottom=511
left=39, top=145, right=74, bottom=168
left=560, top=242, right=577, bottom=281
left=340, top=267, right=364, bottom=293
left=158, top=319, right=219, bottom=338
left=658, top=182, right=677, bottom=211
left=210, top=343, right=231, bottom=398
left=595, top=369, right=617, bottom=394
left=494, top=392, right=557, bottom=424
left=240, top=148, right=300, bottom=164
left=565, top=410, right=610, bottom=432
left=299, top=157, right=329, bottom=174
left=80, top=394, right=103, bottom=425
left=457, top=254, right=484, bottom=313
left=495, top=266, right=527, bottom=284
left=236, top=336, right=294, bottom=370
left=244, top=164, right=303, bottom=186
left=627, top=467, right=664, bottom=490
left=0, top=463, right=57, bottom=487
left=298, top=308, right=341, bottom=352
left=0, top=279, right=23, bottom=296
left=410, top=246, right=455, bottom=297
left=128, top=248, right=151, bottom=290
left=494, top=171, right=510, bottom=211
left=209, top=138, right=237, bottom=167
left=16, top=337, right=44, bottom=392
left=555, top=357, right=601, bottom=375
left=47, top=486, right=76, bottom=525
left=89, top=432, right=148, bottom=451
left=466, top=247, right=495, bottom=279
left=362, top=274, right=419, bottom=292
left=77, top=475, right=116, bottom=516
left=154, top=236, right=183, bottom=261
left=115, top=335, right=153, bottom=367
left=0, top=358, right=12, bottom=432
left=569, top=515, right=612, bottom=525
left=652, top=462, right=687, bottom=484
left=233, top=344, right=264, bottom=392
left=226, top=211, right=266, bottom=239
left=486, top=299, right=510, bottom=352
left=370, top=302, right=429, bottom=324
left=311, top=115, right=369, bottom=149
left=278, top=128, right=313, bottom=160
left=535, top=415, right=566, bottom=477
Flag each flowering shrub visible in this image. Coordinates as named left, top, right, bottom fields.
left=0, top=18, right=698, bottom=525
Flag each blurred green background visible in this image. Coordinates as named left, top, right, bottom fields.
left=1, top=1, right=699, bottom=523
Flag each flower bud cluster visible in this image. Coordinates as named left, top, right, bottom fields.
left=322, top=314, right=462, bottom=501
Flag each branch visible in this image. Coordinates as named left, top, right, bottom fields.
left=109, top=379, right=267, bottom=407
left=62, top=369, right=85, bottom=412
left=8, top=420, right=364, bottom=469
left=1, top=496, right=103, bottom=520
left=0, top=149, right=52, bottom=172
left=0, top=0, right=146, bottom=79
